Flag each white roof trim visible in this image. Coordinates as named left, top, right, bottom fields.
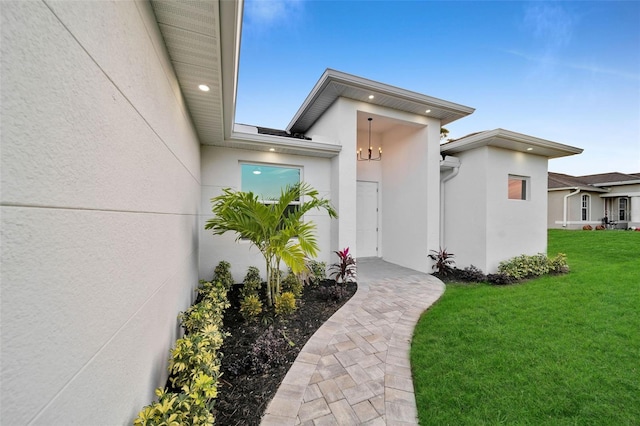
left=226, top=130, right=342, bottom=158
left=600, top=192, right=640, bottom=198
left=287, top=69, right=475, bottom=133
left=441, top=128, right=583, bottom=159
left=593, top=180, right=640, bottom=187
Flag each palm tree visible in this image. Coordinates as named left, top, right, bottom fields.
left=205, top=182, right=337, bottom=307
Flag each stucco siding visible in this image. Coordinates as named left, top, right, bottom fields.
left=200, top=146, right=334, bottom=282
left=1, top=2, right=200, bottom=424
left=381, top=124, right=439, bottom=273
left=548, top=190, right=568, bottom=228
left=443, top=147, right=488, bottom=272
left=308, top=98, right=358, bottom=257
left=444, top=147, right=549, bottom=273
left=485, top=147, right=547, bottom=272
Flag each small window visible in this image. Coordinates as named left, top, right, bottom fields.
left=619, top=198, right=628, bottom=221
left=581, top=194, right=590, bottom=221
left=508, top=175, right=529, bottom=200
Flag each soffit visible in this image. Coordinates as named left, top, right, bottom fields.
left=441, top=129, right=583, bottom=159
left=150, top=0, right=225, bottom=144
left=288, top=69, right=475, bottom=134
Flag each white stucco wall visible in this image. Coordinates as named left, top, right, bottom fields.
left=200, top=146, right=334, bottom=282
left=485, top=147, right=548, bottom=272
left=442, top=148, right=488, bottom=271
left=1, top=2, right=201, bottom=424
left=381, top=123, right=440, bottom=273
left=310, top=98, right=441, bottom=272
left=308, top=98, right=358, bottom=257
left=444, top=147, right=549, bottom=273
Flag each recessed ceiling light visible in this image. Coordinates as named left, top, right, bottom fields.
left=253, top=170, right=261, bottom=175
left=425, top=109, right=431, bottom=114
left=198, top=84, right=210, bottom=92
left=269, top=148, right=275, bottom=152
left=527, top=147, right=533, bottom=151
left=368, top=95, right=375, bottom=99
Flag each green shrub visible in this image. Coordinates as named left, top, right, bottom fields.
left=548, top=253, right=570, bottom=274
left=241, top=266, right=262, bottom=298
left=240, top=294, right=263, bottom=322
left=133, top=388, right=215, bottom=426
left=281, top=269, right=303, bottom=298
left=498, top=253, right=550, bottom=280
left=135, top=279, right=229, bottom=425
left=212, top=260, right=234, bottom=290
left=274, top=291, right=297, bottom=316
left=307, top=260, right=326, bottom=286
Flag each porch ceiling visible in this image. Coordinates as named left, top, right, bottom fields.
left=150, top=0, right=241, bottom=145
left=287, top=69, right=475, bottom=134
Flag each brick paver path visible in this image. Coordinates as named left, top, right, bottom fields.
left=261, top=259, right=445, bottom=425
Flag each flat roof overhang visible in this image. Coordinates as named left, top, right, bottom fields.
left=287, top=69, right=475, bottom=134
left=441, top=128, right=583, bottom=159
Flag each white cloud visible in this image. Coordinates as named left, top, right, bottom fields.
left=523, top=2, right=575, bottom=49
left=244, top=0, right=304, bottom=29
left=503, top=49, right=640, bottom=81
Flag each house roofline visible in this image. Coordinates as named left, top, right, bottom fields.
left=548, top=186, right=608, bottom=193
left=592, top=180, right=640, bottom=187
left=287, top=69, right=475, bottom=133
left=224, top=128, right=342, bottom=158
left=600, top=191, right=640, bottom=197
left=441, top=128, right=583, bottom=159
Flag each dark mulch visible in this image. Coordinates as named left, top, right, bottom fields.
left=213, top=280, right=357, bottom=425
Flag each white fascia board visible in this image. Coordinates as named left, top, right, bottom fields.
left=229, top=131, right=342, bottom=157
left=600, top=191, right=640, bottom=198
left=592, top=180, right=640, bottom=187
left=548, top=186, right=608, bottom=193
left=441, top=128, right=583, bottom=158
left=219, top=0, right=243, bottom=141
left=287, top=68, right=475, bottom=132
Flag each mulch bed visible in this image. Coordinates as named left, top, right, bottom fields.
left=213, top=280, right=357, bottom=425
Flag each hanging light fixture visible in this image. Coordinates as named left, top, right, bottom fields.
left=357, top=117, right=382, bottom=161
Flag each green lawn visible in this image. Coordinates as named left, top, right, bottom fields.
left=411, top=230, right=640, bottom=425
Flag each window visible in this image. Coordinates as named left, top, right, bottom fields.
left=508, top=175, right=529, bottom=200
left=241, top=163, right=301, bottom=213
left=581, top=194, right=590, bottom=221
left=619, top=198, right=628, bottom=221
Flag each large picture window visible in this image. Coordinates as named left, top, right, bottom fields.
left=508, top=175, right=529, bottom=200
left=241, top=163, right=301, bottom=213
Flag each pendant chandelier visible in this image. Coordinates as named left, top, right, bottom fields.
left=357, top=117, right=382, bottom=161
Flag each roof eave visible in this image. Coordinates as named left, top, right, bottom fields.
left=592, top=180, right=640, bottom=187
left=225, top=130, right=342, bottom=158
left=441, top=128, right=583, bottom=159
left=287, top=69, right=475, bottom=133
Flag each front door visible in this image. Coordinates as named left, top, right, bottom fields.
left=356, top=181, right=378, bottom=257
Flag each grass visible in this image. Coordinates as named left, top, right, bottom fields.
left=411, top=229, right=640, bottom=425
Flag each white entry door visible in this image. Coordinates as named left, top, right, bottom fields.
left=357, top=181, right=379, bottom=257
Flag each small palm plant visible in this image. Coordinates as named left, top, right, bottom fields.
left=205, top=182, right=337, bottom=307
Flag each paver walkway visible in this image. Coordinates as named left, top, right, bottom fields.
left=261, top=259, right=445, bottom=425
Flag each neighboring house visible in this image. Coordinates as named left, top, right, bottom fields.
left=0, top=1, right=582, bottom=424
left=548, top=172, right=640, bottom=229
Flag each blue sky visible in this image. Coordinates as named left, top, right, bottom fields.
left=235, top=1, right=640, bottom=176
